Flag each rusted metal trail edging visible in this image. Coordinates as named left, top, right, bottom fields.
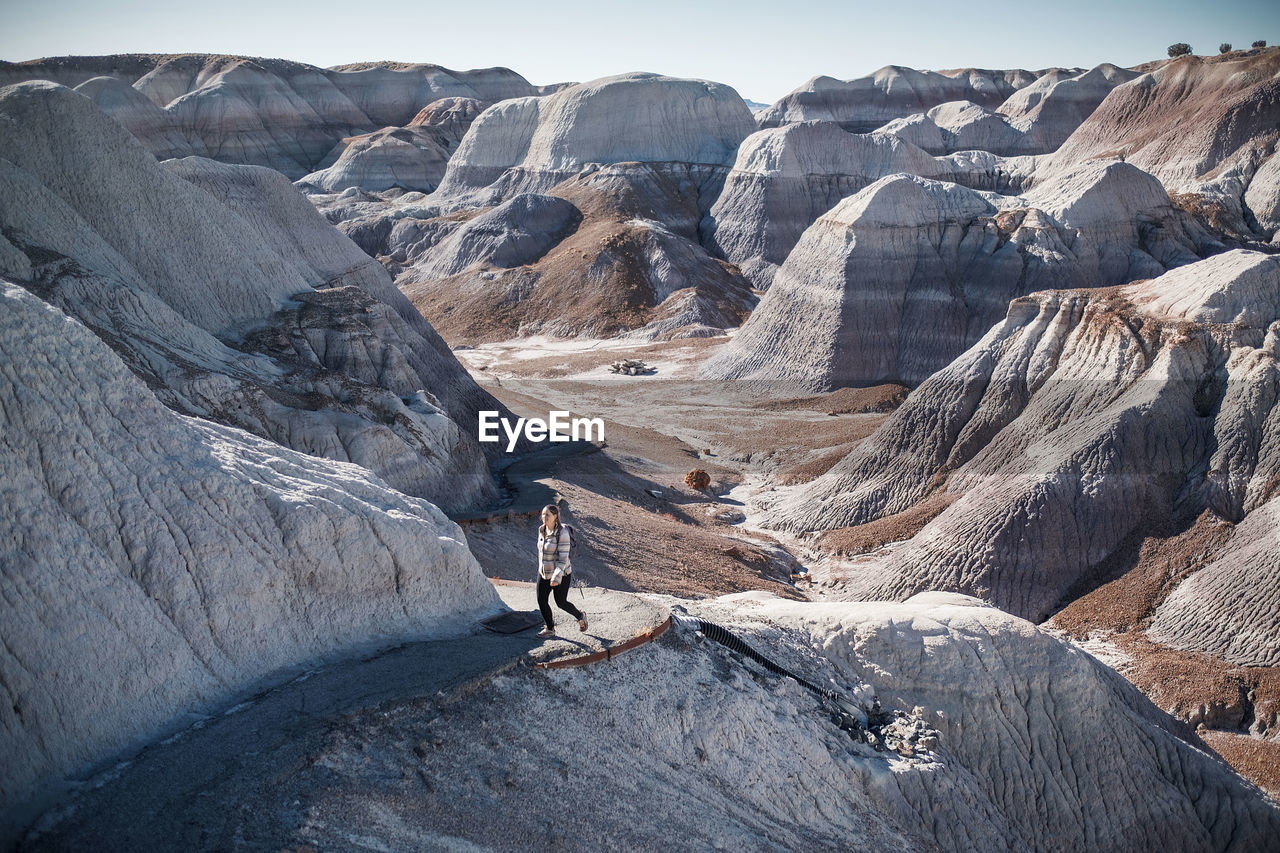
left=535, top=615, right=672, bottom=670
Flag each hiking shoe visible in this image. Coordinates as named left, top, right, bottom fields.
left=537, top=627, right=555, bottom=638
left=578, top=615, right=588, bottom=632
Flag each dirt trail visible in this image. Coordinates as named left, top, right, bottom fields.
left=20, top=585, right=669, bottom=851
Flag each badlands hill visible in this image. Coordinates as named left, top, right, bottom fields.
left=876, top=64, right=1141, bottom=156
left=1051, top=48, right=1280, bottom=244
left=0, top=80, right=504, bottom=510
left=0, top=54, right=547, bottom=177
left=758, top=65, right=1040, bottom=131
left=4, top=44, right=1280, bottom=849
left=0, top=281, right=501, bottom=835
left=770, top=251, right=1280, bottom=627
left=316, top=73, right=759, bottom=343
left=703, top=161, right=1216, bottom=388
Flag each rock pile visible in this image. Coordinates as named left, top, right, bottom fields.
left=610, top=358, right=656, bottom=375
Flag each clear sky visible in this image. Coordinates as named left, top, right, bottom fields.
left=3, top=0, right=1277, bottom=103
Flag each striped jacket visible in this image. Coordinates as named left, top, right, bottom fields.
left=537, top=524, right=572, bottom=583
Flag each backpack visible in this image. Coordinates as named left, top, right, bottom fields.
left=561, top=524, right=587, bottom=600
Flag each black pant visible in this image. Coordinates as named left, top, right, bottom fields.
left=537, top=575, right=583, bottom=629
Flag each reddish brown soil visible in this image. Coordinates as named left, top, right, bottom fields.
left=814, top=492, right=960, bottom=555
left=1051, top=511, right=1235, bottom=636
left=1047, top=512, right=1280, bottom=795
left=462, top=380, right=802, bottom=599
left=1200, top=731, right=1280, bottom=798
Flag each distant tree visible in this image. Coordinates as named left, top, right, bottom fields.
left=1253, top=40, right=1267, bottom=48
left=1219, top=43, right=1233, bottom=54
left=1168, top=43, right=1193, bottom=57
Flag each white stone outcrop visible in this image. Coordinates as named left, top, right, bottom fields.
left=297, top=126, right=454, bottom=193
left=703, top=122, right=946, bottom=288
left=431, top=73, right=757, bottom=203
left=0, top=283, right=499, bottom=833
left=766, top=251, right=1280, bottom=624
left=702, top=161, right=1211, bottom=389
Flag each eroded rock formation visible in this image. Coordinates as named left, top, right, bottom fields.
left=0, top=80, right=500, bottom=510
left=768, top=251, right=1280, bottom=626
left=0, top=283, right=499, bottom=834
left=703, top=121, right=945, bottom=288
left=283, top=592, right=1280, bottom=851
left=702, top=160, right=1214, bottom=389
left=0, top=55, right=546, bottom=178
left=758, top=65, right=1040, bottom=132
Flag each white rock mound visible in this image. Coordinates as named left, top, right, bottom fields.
left=758, top=65, right=1039, bottom=132
left=294, top=591, right=1280, bottom=851
left=431, top=72, right=757, bottom=203
left=767, top=251, right=1280, bottom=624
left=0, top=81, right=500, bottom=510
left=297, top=126, right=454, bottom=192
left=702, top=161, right=1212, bottom=389
left=703, top=121, right=946, bottom=288
left=0, top=283, right=499, bottom=835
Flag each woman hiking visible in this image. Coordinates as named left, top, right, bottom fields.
left=536, top=504, right=587, bottom=638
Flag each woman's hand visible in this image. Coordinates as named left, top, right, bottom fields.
left=550, top=579, right=560, bottom=586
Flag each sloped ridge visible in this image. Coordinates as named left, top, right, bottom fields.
left=72, top=75, right=199, bottom=160
left=0, top=283, right=499, bottom=832
left=300, top=590, right=1280, bottom=850
left=703, top=122, right=946, bottom=287
left=0, top=81, right=500, bottom=510
left=1050, top=48, right=1280, bottom=242
left=767, top=251, right=1280, bottom=623
left=878, top=64, right=1141, bottom=156
left=413, top=193, right=583, bottom=278
left=0, top=81, right=302, bottom=332
left=1150, top=497, right=1280, bottom=667
left=395, top=163, right=754, bottom=344
left=702, top=161, right=1212, bottom=389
